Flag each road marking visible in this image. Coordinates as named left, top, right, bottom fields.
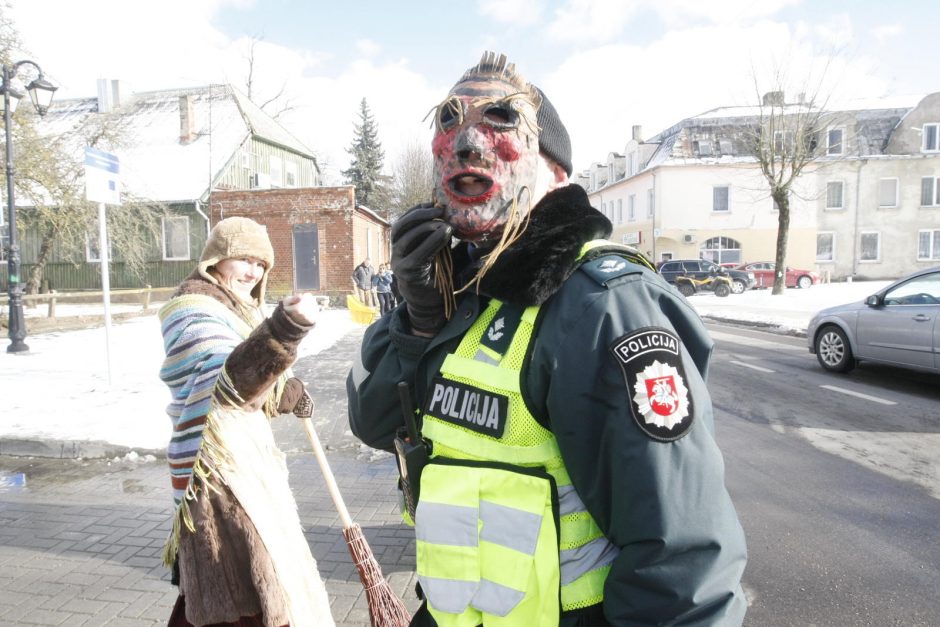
left=729, top=360, right=776, bottom=373
left=819, top=384, right=897, bottom=406
left=708, top=329, right=803, bottom=351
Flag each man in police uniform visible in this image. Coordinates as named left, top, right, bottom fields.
left=347, top=52, right=747, bottom=626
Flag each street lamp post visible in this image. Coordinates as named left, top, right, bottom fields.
left=2, top=60, right=57, bottom=353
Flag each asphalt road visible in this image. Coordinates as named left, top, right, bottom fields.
left=705, top=321, right=940, bottom=626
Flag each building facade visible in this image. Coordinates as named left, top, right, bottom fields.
left=579, top=93, right=940, bottom=280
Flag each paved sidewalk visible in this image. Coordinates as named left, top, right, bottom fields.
left=0, top=326, right=420, bottom=626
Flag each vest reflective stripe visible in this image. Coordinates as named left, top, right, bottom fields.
left=561, top=537, right=620, bottom=585
left=474, top=580, right=526, bottom=617
left=418, top=296, right=615, bottom=617
left=480, top=500, right=543, bottom=555
left=473, top=348, right=500, bottom=365
left=557, top=484, right=586, bottom=517
left=416, top=462, right=559, bottom=625
left=416, top=502, right=478, bottom=546
left=441, top=353, right=520, bottom=392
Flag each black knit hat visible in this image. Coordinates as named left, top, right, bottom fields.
left=535, top=87, right=572, bottom=177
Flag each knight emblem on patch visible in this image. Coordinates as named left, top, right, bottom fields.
left=610, top=327, right=694, bottom=441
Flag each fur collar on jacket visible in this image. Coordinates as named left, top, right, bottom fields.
left=465, top=184, right=612, bottom=307
left=174, top=270, right=257, bottom=323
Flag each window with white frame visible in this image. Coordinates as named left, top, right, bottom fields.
left=647, top=189, right=654, bottom=218
left=827, top=128, right=844, bottom=155
left=878, top=178, right=898, bottom=208
left=816, top=232, right=835, bottom=262
left=269, top=155, right=283, bottom=187
left=616, top=199, right=623, bottom=224
left=629, top=153, right=637, bottom=176
left=602, top=202, right=607, bottom=219
left=826, top=181, right=844, bottom=210
left=921, top=177, right=940, bottom=206
left=923, top=123, right=939, bottom=152
left=628, top=195, right=636, bottom=221
left=859, top=232, right=880, bottom=262
left=162, top=216, right=190, bottom=260
left=918, top=229, right=940, bottom=260
left=774, top=130, right=794, bottom=153
left=608, top=163, right=614, bottom=182
left=285, top=162, right=298, bottom=187
left=713, top=185, right=730, bottom=212
left=701, top=236, right=741, bottom=265
left=85, top=229, right=113, bottom=263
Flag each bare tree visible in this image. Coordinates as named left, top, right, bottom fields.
left=389, top=137, right=433, bottom=221
left=14, top=109, right=165, bottom=294
left=242, top=36, right=296, bottom=120
left=746, top=63, right=835, bottom=295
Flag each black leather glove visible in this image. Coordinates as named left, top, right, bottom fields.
left=391, top=204, right=453, bottom=334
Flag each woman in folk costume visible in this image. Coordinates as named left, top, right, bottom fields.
left=158, top=216, right=334, bottom=626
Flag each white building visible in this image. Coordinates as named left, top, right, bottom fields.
left=578, top=93, right=940, bottom=280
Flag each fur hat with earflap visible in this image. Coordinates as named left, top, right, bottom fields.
left=197, top=217, right=275, bottom=303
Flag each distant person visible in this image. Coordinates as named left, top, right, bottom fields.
left=347, top=52, right=746, bottom=626
left=158, top=217, right=334, bottom=626
left=352, top=258, right=375, bottom=307
left=373, top=263, right=395, bottom=315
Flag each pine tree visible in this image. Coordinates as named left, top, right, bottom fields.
left=342, top=98, right=387, bottom=210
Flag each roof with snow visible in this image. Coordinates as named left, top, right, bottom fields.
left=30, top=84, right=316, bottom=204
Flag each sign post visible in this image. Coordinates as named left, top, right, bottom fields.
left=84, top=147, right=121, bottom=385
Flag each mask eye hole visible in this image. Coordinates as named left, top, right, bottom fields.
left=438, top=97, right=464, bottom=131
left=483, top=104, right=518, bottom=129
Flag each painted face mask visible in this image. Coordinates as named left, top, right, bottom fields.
left=431, top=74, right=541, bottom=245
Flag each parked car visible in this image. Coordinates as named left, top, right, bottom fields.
left=807, top=266, right=940, bottom=374
left=658, top=259, right=757, bottom=294
left=737, top=261, right=819, bottom=289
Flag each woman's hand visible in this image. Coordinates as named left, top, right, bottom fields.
left=282, top=293, right=319, bottom=326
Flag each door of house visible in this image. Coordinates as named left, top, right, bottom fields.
left=292, top=223, right=320, bottom=291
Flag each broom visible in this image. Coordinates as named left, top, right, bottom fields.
left=301, top=416, right=412, bottom=627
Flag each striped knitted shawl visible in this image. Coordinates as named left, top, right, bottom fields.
left=158, top=294, right=333, bottom=624
left=159, top=293, right=259, bottom=505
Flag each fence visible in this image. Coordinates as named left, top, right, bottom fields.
left=0, top=286, right=177, bottom=320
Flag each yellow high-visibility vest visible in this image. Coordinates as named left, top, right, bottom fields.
left=414, top=281, right=619, bottom=625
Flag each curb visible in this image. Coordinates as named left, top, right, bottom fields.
left=701, top=314, right=807, bottom=338
left=0, top=437, right=165, bottom=460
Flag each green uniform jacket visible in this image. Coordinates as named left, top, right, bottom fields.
left=347, top=185, right=747, bottom=626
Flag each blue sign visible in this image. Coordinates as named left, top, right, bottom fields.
left=85, top=147, right=121, bottom=205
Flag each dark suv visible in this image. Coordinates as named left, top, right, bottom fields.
left=658, top=259, right=756, bottom=294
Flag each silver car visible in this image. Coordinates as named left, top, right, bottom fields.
left=807, top=266, right=940, bottom=373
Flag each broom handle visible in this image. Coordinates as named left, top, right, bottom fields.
left=301, top=417, right=354, bottom=530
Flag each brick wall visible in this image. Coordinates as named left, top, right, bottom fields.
left=208, top=186, right=389, bottom=300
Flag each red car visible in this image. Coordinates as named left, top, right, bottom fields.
left=735, top=262, right=819, bottom=289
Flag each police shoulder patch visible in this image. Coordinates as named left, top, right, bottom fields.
left=579, top=254, right=642, bottom=286
left=609, top=327, right=694, bottom=441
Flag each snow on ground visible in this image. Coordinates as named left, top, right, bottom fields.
left=0, top=306, right=361, bottom=452
left=687, top=279, right=892, bottom=334
left=5, top=278, right=934, bottom=500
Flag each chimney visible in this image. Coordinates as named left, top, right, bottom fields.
left=762, top=91, right=785, bottom=106
left=179, top=95, right=195, bottom=144
left=631, top=125, right=643, bottom=142
left=111, top=80, right=124, bottom=108
left=97, top=78, right=112, bottom=113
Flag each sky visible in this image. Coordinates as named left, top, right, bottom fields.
left=7, top=1, right=940, bottom=184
